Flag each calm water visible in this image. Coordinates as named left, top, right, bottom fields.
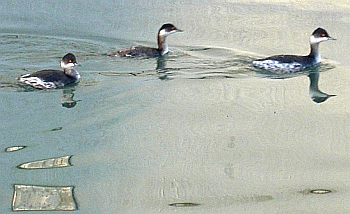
left=2, top=0, right=350, bottom=213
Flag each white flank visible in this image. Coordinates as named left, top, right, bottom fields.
left=253, top=60, right=303, bottom=73
left=19, top=75, right=56, bottom=89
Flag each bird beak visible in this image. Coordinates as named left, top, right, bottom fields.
left=328, top=37, right=336, bottom=40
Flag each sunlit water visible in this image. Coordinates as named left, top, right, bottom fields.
left=2, top=0, right=350, bottom=213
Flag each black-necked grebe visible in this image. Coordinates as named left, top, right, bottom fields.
left=18, top=53, right=80, bottom=89
left=253, top=28, right=335, bottom=74
left=116, top=23, right=183, bottom=58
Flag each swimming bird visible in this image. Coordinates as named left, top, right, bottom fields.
left=18, top=53, right=80, bottom=89
left=116, top=23, right=183, bottom=58
left=252, top=28, right=335, bottom=73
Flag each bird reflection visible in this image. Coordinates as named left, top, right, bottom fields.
left=61, top=88, right=80, bottom=108
left=101, top=55, right=172, bottom=80
left=308, top=71, right=336, bottom=103
left=156, top=57, right=171, bottom=80
left=156, top=57, right=167, bottom=70
left=254, top=64, right=336, bottom=103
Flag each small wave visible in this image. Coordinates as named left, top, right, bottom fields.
left=100, top=45, right=258, bottom=80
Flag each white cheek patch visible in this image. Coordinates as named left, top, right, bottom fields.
left=159, top=29, right=169, bottom=37
left=61, top=61, right=76, bottom=69
left=309, top=35, right=328, bottom=44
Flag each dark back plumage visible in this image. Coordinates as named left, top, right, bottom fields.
left=29, top=70, right=77, bottom=84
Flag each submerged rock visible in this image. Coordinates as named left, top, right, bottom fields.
left=5, top=146, right=26, bottom=152
left=17, top=155, right=72, bottom=169
left=12, top=185, right=77, bottom=211
left=169, top=202, right=201, bottom=207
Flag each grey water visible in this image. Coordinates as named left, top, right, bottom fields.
left=2, top=0, right=350, bottom=213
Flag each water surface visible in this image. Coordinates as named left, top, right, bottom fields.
left=1, top=0, right=350, bottom=213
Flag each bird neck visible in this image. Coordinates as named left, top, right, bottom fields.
left=157, top=35, right=169, bottom=56
left=308, top=42, right=321, bottom=63
left=64, top=68, right=80, bottom=80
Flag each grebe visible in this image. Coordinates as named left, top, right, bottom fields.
left=18, top=53, right=80, bottom=89
left=253, top=28, right=335, bottom=73
left=116, top=23, right=183, bottom=58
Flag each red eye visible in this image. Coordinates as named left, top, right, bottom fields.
left=171, top=27, right=176, bottom=31
left=68, top=60, right=73, bottom=63
left=321, top=34, right=327, bottom=37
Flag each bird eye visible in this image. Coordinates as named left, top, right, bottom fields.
left=171, top=27, right=176, bottom=31
left=321, top=34, right=327, bottom=37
